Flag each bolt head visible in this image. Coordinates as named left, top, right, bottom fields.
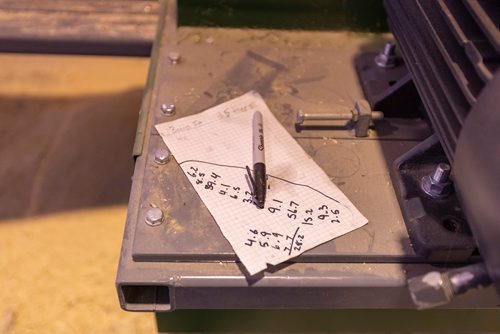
left=145, top=208, right=164, bottom=226
left=296, top=110, right=305, bottom=124
left=168, top=51, right=181, bottom=64
left=382, top=42, right=396, bottom=56
left=154, top=148, right=171, bottom=164
left=421, top=163, right=453, bottom=199
left=375, top=53, right=396, bottom=68
left=433, top=163, right=451, bottom=183
left=421, top=174, right=452, bottom=199
left=375, top=43, right=397, bottom=68
left=161, top=103, right=176, bottom=116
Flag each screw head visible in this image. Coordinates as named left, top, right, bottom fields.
left=154, top=148, right=171, bottom=164
left=168, top=51, right=181, bottom=64
left=161, top=103, right=175, bottom=116
left=145, top=208, right=164, bottom=226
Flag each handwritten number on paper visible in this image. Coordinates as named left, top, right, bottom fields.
left=302, top=217, right=313, bottom=225
left=245, top=239, right=256, bottom=246
left=268, top=207, right=281, bottom=213
left=187, top=164, right=344, bottom=234
left=205, top=181, right=216, bottom=190
left=247, top=228, right=304, bottom=253
left=330, top=209, right=340, bottom=223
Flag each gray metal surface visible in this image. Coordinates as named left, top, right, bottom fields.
left=116, top=4, right=499, bottom=311
left=132, top=28, right=428, bottom=263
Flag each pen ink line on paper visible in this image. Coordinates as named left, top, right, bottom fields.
left=288, top=227, right=300, bottom=255
left=179, top=159, right=341, bottom=205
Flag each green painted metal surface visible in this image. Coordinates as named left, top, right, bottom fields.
left=157, top=309, right=500, bottom=332
left=179, top=0, right=388, bottom=32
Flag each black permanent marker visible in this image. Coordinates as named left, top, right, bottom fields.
left=247, top=111, right=267, bottom=208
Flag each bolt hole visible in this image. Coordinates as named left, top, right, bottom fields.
left=388, top=80, right=397, bottom=86
left=442, top=217, right=461, bottom=232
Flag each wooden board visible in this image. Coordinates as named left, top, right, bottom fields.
left=0, top=0, right=160, bottom=56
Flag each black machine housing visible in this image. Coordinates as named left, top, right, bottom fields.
left=378, top=0, right=500, bottom=292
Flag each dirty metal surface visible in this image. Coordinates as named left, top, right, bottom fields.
left=116, top=16, right=500, bottom=310
left=131, top=27, right=435, bottom=263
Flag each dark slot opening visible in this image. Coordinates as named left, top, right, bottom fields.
left=120, top=285, right=171, bottom=311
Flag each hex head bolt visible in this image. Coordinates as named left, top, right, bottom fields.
left=168, top=51, right=181, bottom=65
left=375, top=42, right=397, bottom=68
left=145, top=208, right=164, bottom=226
left=154, top=148, right=171, bottom=165
left=161, top=103, right=176, bottom=116
left=421, top=163, right=453, bottom=199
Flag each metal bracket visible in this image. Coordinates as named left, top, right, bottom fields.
left=295, top=99, right=383, bottom=137
left=354, top=44, right=423, bottom=118
left=390, top=135, right=477, bottom=260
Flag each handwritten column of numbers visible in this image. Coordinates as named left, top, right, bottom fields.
left=184, top=164, right=343, bottom=256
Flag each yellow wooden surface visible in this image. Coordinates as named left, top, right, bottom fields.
left=0, top=54, right=155, bottom=334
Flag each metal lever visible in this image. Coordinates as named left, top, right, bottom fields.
left=295, top=99, right=384, bottom=137
left=407, top=262, right=492, bottom=309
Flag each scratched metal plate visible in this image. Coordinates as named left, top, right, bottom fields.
left=131, top=27, right=432, bottom=263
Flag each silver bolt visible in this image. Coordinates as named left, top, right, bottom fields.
left=383, top=42, right=396, bottom=56
left=168, top=51, right=181, bottom=64
left=375, top=42, right=397, bottom=68
left=145, top=208, right=164, bottom=226
left=296, top=101, right=383, bottom=122
left=296, top=109, right=383, bottom=124
left=161, top=103, right=175, bottom=116
left=154, top=148, right=171, bottom=164
left=432, top=163, right=451, bottom=183
left=421, top=163, right=453, bottom=199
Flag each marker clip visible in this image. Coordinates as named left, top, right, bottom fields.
left=245, top=165, right=256, bottom=193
